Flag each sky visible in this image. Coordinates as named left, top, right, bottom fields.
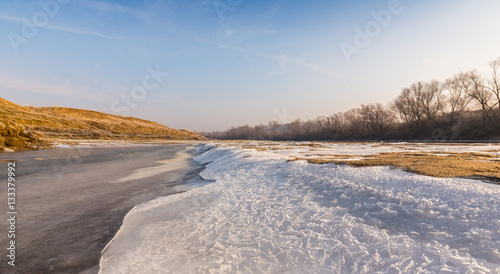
left=1, top=0, right=500, bottom=131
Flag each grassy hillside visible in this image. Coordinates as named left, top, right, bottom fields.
left=0, top=97, right=204, bottom=151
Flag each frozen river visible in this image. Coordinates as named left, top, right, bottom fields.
left=101, top=143, right=500, bottom=273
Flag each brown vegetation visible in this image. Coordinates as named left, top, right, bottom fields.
left=0, top=119, right=52, bottom=151
left=0, top=97, right=204, bottom=152
left=290, top=152, right=500, bottom=182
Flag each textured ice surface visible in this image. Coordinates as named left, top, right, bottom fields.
left=100, top=144, right=500, bottom=273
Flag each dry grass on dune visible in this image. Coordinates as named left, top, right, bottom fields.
left=0, top=97, right=204, bottom=152
left=0, top=119, right=52, bottom=151
left=290, top=152, right=500, bottom=182
left=30, top=106, right=204, bottom=139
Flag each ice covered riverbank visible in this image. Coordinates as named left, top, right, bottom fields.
left=100, top=144, right=500, bottom=273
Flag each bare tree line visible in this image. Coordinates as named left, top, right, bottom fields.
left=203, top=58, right=500, bottom=141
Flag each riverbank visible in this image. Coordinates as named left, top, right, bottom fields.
left=0, top=144, right=202, bottom=273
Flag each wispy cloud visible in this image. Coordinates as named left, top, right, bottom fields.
left=267, top=70, right=288, bottom=76
left=74, top=0, right=155, bottom=22
left=75, top=0, right=138, bottom=13
left=0, top=73, right=112, bottom=102
left=0, top=14, right=123, bottom=39
left=277, top=56, right=345, bottom=78
left=194, top=38, right=345, bottom=78
left=217, top=26, right=277, bottom=40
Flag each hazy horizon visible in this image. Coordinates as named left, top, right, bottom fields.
left=1, top=0, right=500, bottom=131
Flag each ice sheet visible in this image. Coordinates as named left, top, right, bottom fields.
left=100, top=144, right=500, bottom=273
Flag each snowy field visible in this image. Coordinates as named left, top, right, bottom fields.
left=100, top=142, right=500, bottom=273
left=214, top=141, right=500, bottom=161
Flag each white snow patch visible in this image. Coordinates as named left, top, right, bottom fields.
left=1, top=147, right=15, bottom=152
left=209, top=141, right=500, bottom=161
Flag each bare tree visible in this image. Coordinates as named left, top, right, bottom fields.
left=287, top=119, right=302, bottom=139
left=342, top=108, right=364, bottom=138
left=467, top=71, right=493, bottom=134
left=313, top=116, right=328, bottom=139
left=484, top=58, right=500, bottom=120
left=268, top=121, right=281, bottom=139
left=393, top=80, right=446, bottom=135
left=325, top=113, right=346, bottom=138
left=443, top=72, right=472, bottom=124
left=394, top=84, right=421, bottom=129
left=361, top=103, right=394, bottom=137
left=301, top=120, right=315, bottom=139
left=420, top=80, right=446, bottom=125
left=393, top=82, right=425, bottom=133
left=253, top=124, right=265, bottom=139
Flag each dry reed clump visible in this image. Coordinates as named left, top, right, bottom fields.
left=241, top=145, right=292, bottom=151
left=242, top=145, right=270, bottom=151
left=0, top=119, right=52, bottom=151
left=295, top=143, right=329, bottom=148
left=290, top=152, right=500, bottom=182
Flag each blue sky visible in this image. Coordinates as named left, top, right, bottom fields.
left=1, top=0, right=500, bottom=131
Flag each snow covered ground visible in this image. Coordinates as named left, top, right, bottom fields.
left=213, top=141, right=500, bottom=161
left=99, top=143, right=500, bottom=273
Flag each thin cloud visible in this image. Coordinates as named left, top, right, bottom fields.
left=0, top=73, right=112, bottom=102
left=0, top=14, right=123, bottom=39
left=285, top=57, right=345, bottom=78
left=74, top=0, right=156, bottom=22
left=267, top=70, right=288, bottom=76
left=217, top=27, right=277, bottom=40
left=194, top=38, right=344, bottom=78
left=75, top=0, right=139, bottom=13
left=42, top=24, right=124, bottom=39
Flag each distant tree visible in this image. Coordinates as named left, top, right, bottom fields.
left=361, top=103, right=394, bottom=137
left=325, top=113, right=346, bottom=138
left=420, top=80, right=446, bottom=126
left=301, top=120, right=315, bottom=140
left=394, top=83, right=423, bottom=132
left=315, top=116, right=330, bottom=138
left=484, top=58, right=500, bottom=121
left=253, top=124, right=265, bottom=140
left=393, top=81, right=444, bottom=135
left=343, top=108, right=366, bottom=138
left=394, top=80, right=446, bottom=136
left=467, top=71, right=494, bottom=134
left=287, top=119, right=302, bottom=139
left=266, top=121, right=280, bottom=140
left=443, top=72, right=472, bottom=124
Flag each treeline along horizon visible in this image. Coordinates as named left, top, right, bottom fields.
left=203, top=57, right=500, bottom=141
